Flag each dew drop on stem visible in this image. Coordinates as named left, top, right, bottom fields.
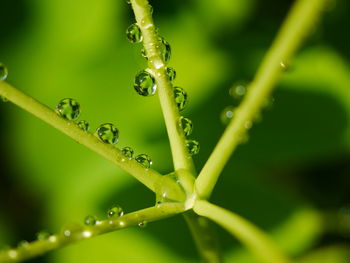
left=135, top=154, right=152, bottom=169
left=134, top=70, right=157, bottom=96
left=96, top=123, right=119, bottom=145
left=56, top=98, right=81, bottom=121
left=84, top=215, right=97, bottom=226
left=126, top=23, right=143, bottom=43
left=220, top=106, right=235, bottom=125
left=107, top=205, right=124, bottom=218
left=78, top=120, right=89, bottom=131
left=186, top=140, right=200, bottom=155
left=179, top=116, right=193, bottom=136
left=36, top=231, right=51, bottom=241
left=121, top=146, right=134, bottom=159
left=138, top=220, right=147, bottom=228
left=0, top=63, right=8, bottom=81
left=173, top=87, right=188, bottom=111
left=165, top=67, right=176, bottom=81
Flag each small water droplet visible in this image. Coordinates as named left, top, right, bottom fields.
left=135, top=154, right=152, bottom=169
left=126, top=23, right=143, bottom=43
left=96, top=123, right=119, bottom=145
left=173, top=87, right=187, bottom=111
left=125, top=0, right=130, bottom=4
left=1, top=96, right=8, bottom=102
left=229, top=84, right=246, bottom=105
left=166, top=67, right=176, bottom=81
left=56, top=98, right=80, bottom=121
left=84, top=215, right=97, bottom=226
left=138, top=220, right=147, bottom=228
left=107, top=205, right=124, bottom=217
left=61, top=223, right=83, bottom=237
left=280, top=61, right=288, bottom=71
left=36, top=231, right=50, bottom=240
left=121, top=146, right=134, bottom=159
left=220, top=106, right=235, bottom=125
left=0, top=63, right=8, bottom=81
left=158, top=37, right=171, bottom=63
left=78, top=120, right=89, bottom=131
left=134, top=70, right=157, bottom=96
left=17, top=240, right=29, bottom=248
left=186, top=140, right=200, bottom=155
left=179, top=116, right=193, bottom=136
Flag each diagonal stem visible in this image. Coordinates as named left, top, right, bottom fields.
left=130, top=0, right=195, bottom=173
left=193, top=200, right=292, bottom=263
left=0, top=81, right=185, bottom=201
left=195, top=0, right=328, bottom=199
left=0, top=203, right=185, bottom=263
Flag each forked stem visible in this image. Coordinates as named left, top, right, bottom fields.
left=195, top=0, right=328, bottom=199
left=193, top=200, right=292, bottom=263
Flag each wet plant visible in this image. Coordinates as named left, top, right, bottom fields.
left=0, top=0, right=330, bottom=262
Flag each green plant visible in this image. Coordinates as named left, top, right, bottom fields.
left=0, top=0, right=332, bottom=262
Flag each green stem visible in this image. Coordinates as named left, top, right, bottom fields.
left=195, top=0, right=328, bottom=199
left=183, top=212, right=222, bottom=263
left=130, top=0, right=195, bottom=173
left=0, top=81, right=185, bottom=201
left=0, top=203, right=185, bottom=263
left=193, top=200, right=292, bottom=263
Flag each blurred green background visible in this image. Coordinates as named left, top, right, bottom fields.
left=1, top=0, right=350, bottom=262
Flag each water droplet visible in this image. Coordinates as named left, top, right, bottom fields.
left=1, top=96, right=8, bottom=102
left=158, top=37, right=171, bottom=63
left=8, top=250, right=18, bottom=259
left=78, top=120, right=89, bottom=131
left=107, top=205, right=124, bottom=217
left=56, top=98, right=80, bottom=121
left=84, top=215, right=97, bottom=226
left=179, top=116, right=193, bottom=136
left=18, top=240, right=29, bottom=248
left=135, top=154, right=152, bottom=169
left=61, top=223, right=83, bottom=237
left=125, top=0, right=130, bottom=4
left=186, top=140, right=200, bottom=155
left=138, top=220, right=147, bottom=228
left=229, top=84, right=246, bottom=105
left=173, top=87, right=187, bottom=111
left=141, top=48, right=148, bottom=60
left=126, top=23, right=143, bottom=43
left=0, top=63, right=8, bottom=81
left=96, top=123, right=119, bottom=145
left=36, top=231, right=50, bottom=240
left=220, top=106, right=235, bottom=125
left=280, top=61, right=288, bottom=71
left=121, top=146, right=134, bottom=159
left=134, top=70, right=157, bottom=96
left=165, top=67, right=176, bottom=81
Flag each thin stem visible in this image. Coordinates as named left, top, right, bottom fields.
left=193, top=200, right=292, bottom=263
left=195, top=0, right=328, bottom=199
left=0, top=81, right=185, bottom=201
left=0, top=203, right=185, bottom=263
left=130, top=0, right=195, bottom=173
left=183, top=212, right=222, bottom=263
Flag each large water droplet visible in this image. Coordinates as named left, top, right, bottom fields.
left=159, top=37, right=171, bottom=63
left=135, top=154, right=152, bottom=169
left=84, top=215, right=97, bottom=226
left=179, top=116, right=193, bottom=136
left=173, top=87, right=187, bottom=111
left=134, top=70, right=157, bottom=96
left=56, top=98, right=80, bottom=121
left=96, top=123, right=119, bottom=145
left=166, top=67, right=176, bottom=81
left=36, top=231, right=50, bottom=240
left=78, top=120, right=89, bottom=131
left=186, top=140, right=200, bottom=155
left=107, top=205, right=124, bottom=217
left=0, top=63, right=8, bottom=81
left=138, top=220, right=148, bottom=228
left=220, top=106, right=235, bottom=125
left=121, top=146, right=134, bottom=159
left=126, top=24, right=143, bottom=43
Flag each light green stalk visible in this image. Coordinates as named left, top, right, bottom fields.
left=0, top=81, right=185, bottom=201
left=0, top=203, right=185, bottom=263
left=194, top=200, right=292, bottom=263
left=195, top=0, right=328, bottom=199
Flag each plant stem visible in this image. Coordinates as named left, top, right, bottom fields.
left=195, top=0, right=328, bottom=199
left=130, top=0, right=195, bottom=173
left=184, top=212, right=222, bottom=263
left=0, top=81, right=185, bottom=201
left=0, top=203, right=185, bottom=263
left=193, top=200, right=292, bottom=263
